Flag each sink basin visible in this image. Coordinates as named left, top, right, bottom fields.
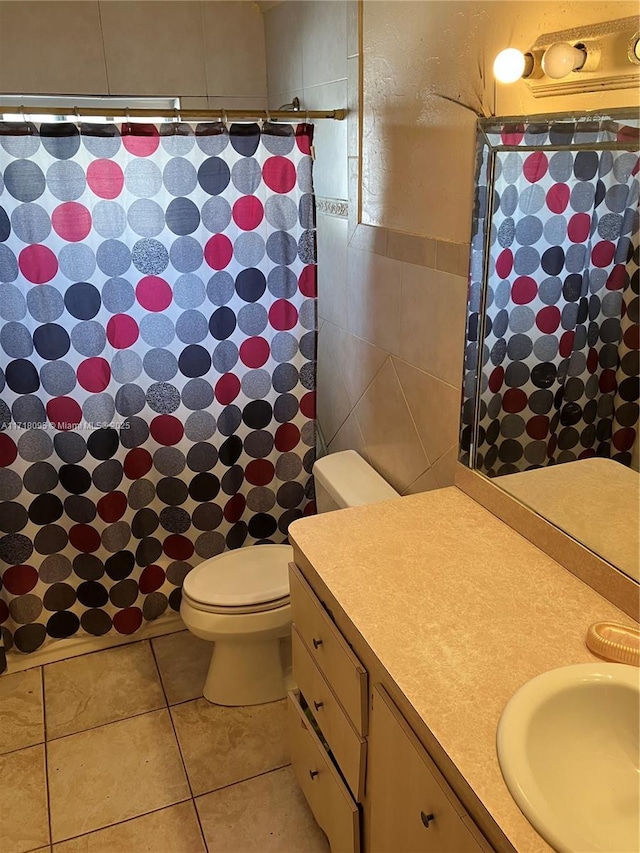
left=497, top=663, right=640, bottom=853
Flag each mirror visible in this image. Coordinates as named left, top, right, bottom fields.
left=460, top=111, right=640, bottom=582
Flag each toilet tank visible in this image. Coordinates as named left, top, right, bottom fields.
left=313, top=450, right=400, bottom=513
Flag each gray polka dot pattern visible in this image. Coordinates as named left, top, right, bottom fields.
left=0, top=121, right=316, bottom=665
left=462, top=118, right=639, bottom=480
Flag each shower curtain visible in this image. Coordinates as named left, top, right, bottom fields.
left=476, top=141, right=639, bottom=476
left=0, top=120, right=317, bottom=673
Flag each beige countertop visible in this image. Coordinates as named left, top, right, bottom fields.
left=497, top=458, right=640, bottom=582
left=288, top=486, right=638, bottom=853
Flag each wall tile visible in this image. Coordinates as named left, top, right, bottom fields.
left=398, top=263, right=467, bottom=389
left=436, top=240, right=471, bottom=278
left=327, top=410, right=369, bottom=461
left=101, top=1, right=207, bottom=96
left=402, top=468, right=439, bottom=496
left=347, top=0, right=359, bottom=58
left=387, top=231, right=436, bottom=268
left=317, top=213, right=348, bottom=328
left=305, top=80, right=348, bottom=200
left=264, top=1, right=303, bottom=96
left=349, top=222, right=388, bottom=255
left=0, top=2, right=107, bottom=95
left=317, top=320, right=352, bottom=444
left=300, top=1, right=348, bottom=88
left=203, top=2, right=267, bottom=98
left=431, top=444, right=459, bottom=488
left=347, top=56, right=359, bottom=158
left=347, top=247, right=401, bottom=354
left=340, top=330, right=387, bottom=406
left=348, top=156, right=360, bottom=240
left=207, top=96, right=268, bottom=112
left=354, top=360, right=428, bottom=492
left=393, top=357, right=462, bottom=466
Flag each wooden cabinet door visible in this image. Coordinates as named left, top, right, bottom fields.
left=368, top=685, right=488, bottom=853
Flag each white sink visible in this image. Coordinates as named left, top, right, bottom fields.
left=497, top=663, right=640, bottom=853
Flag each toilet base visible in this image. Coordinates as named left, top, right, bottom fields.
left=203, top=636, right=288, bottom=706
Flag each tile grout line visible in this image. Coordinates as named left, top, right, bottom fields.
left=148, top=640, right=209, bottom=851
left=47, top=796, right=195, bottom=848
left=44, top=701, right=169, bottom=746
left=194, top=761, right=294, bottom=802
left=0, top=627, right=186, bottom=680
left=40, top=665, right=54, bottom=850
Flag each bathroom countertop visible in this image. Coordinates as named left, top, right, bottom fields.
left=288, top=486, right=638, bottom=853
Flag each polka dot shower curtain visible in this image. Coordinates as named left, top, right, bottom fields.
left=473, top=134, right=639, bottom=477
left=0, top=121, right=317, bottom=673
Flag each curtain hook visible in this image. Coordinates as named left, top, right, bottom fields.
left=74, top=106, right=81, bottom=128
left=20, top=105, right=31, bottom=133
left=125, top=107, right=130, bottom=130
left=222, top=109, right=228, bottom=128
left=174, top=106, right=180, bottom=124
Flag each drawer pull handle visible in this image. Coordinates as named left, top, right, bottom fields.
left=312, top=637, right=323, bottom=649
left=309, top=770, right=319, bottom=781
left=313, top=700, right=324, bottom=711
left=420, top=812, right=435, bottom=828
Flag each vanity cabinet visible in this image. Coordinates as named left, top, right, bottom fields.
left=368, top=685, right=491, bottom=853
left=288, top=562, right=494, bottom=853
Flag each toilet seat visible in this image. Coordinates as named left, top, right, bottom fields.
left=182, top=544, right=293, bottom=610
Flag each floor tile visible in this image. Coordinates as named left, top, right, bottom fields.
left=0, top=667, right=44, bottom=755
left=151, top=631, right=212, bottom=705
left=52, top=800, right=205, bottom=853
left=171, top=698, right=290, bottom=796
left=196, top=766, right=329, bottom=852
left=47, top=709, right=190, bottom=842
left=44, top=642, right=166, bottom=739
left=0, top=745, right=50, bottom=853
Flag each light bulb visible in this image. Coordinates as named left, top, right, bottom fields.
left=493, top=48, right=526, bottom=83
left=542, top=42, right=587, bottom=79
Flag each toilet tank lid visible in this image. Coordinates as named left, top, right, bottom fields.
left=313, top=450, right=400, bottom=508
left=183, top=544, right=293, bottom=607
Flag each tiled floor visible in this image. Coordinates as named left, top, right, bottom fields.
left=0, top=631, right=330, bottom=853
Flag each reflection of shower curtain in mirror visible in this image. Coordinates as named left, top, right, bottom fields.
left=477, top=145, right=639, bottom=476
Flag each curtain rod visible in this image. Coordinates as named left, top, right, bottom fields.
left=0, top=106, right=346, bottom=121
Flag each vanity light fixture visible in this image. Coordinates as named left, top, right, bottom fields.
left=493, top=48, right=535, bottom=83
left=541, top=42, right=587, bottom=79
left=493, top=17, right=639, bottom=96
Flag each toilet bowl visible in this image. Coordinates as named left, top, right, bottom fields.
left=181, top=450, right=400, bottom=706
left=180, top=544, right=293, bottom=706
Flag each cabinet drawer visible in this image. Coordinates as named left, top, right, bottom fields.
left=290, top=563, right=368, bottom=735
left=292, top=625, right=367, bottom=801
left=369, top=685, right=489, bottom=853
left=288, top=691, right=360, bottom=853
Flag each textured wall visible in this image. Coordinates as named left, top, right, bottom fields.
left=263, top=0, right=639, bottom=497
left=362, top=0, right=640, bottom=241
left=264, top=1, right=462, bottom=495
left=0, top=1, right=267, bottom=110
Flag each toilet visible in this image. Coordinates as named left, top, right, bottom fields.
left=180, top=450, right=400, bottom=706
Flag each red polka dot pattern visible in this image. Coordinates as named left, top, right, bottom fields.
left=463, top=121, right=639, bottom=480
left=18, top=244, right=58, bottom=283
left=87, top=159, right=124, bottom=199
left=0, top=121, right=317, bottom=666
